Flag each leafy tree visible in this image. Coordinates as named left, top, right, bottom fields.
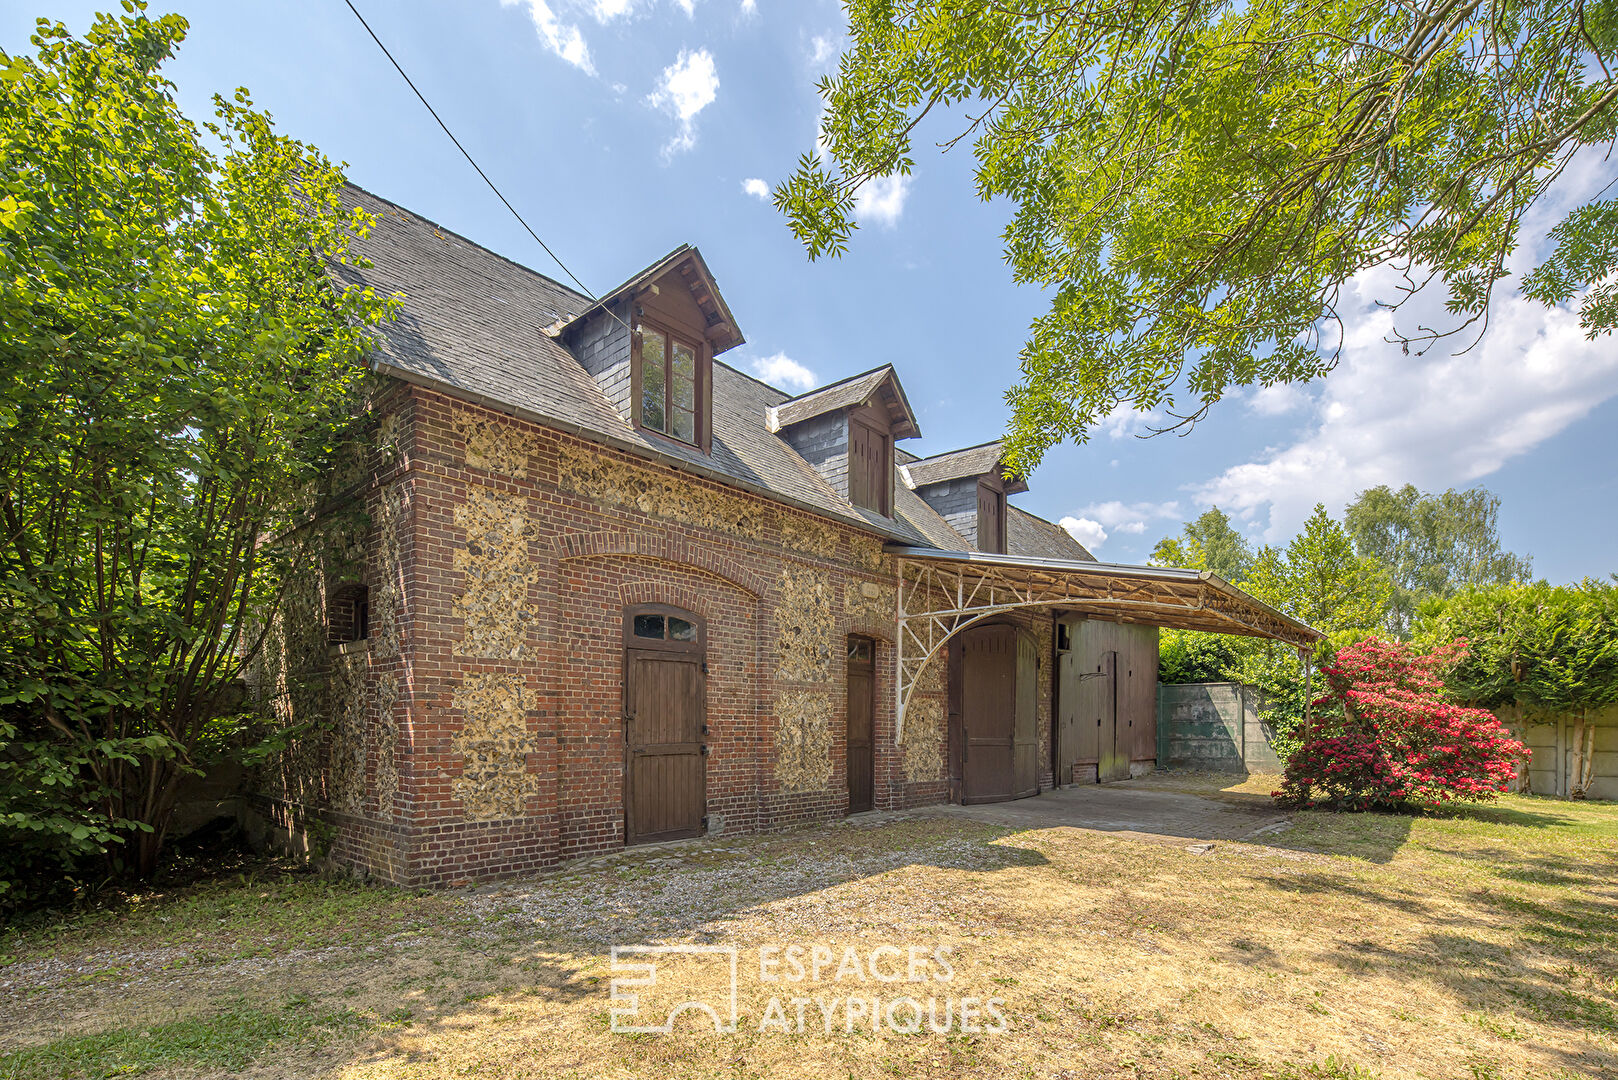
left=776, top=0, right=1618, bottom=472
left=1422, top=581, right=1618, bottom=795
left=1216, top=506, right=1391, bottom=752
left=0, top=7, right=394, bottom=900
left=1149, top=506, right=1253, bottom=582
left=1243, top=506, right=1392, bottom=635
left=1345, top=484, right=1533, bottom=636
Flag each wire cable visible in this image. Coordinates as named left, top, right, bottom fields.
left=340, top=0, right=616, bottom=317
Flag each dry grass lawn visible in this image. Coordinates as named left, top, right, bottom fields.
left=2, top=773, right=1615, bottom=1080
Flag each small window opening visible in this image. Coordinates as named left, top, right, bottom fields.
left=633, top=613, right=696, bottom=642
left=847, top=638, right=874, bottom=664
left=328, top=583, right=370, bottom=645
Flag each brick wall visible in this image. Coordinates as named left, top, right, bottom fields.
left=250, top=380, right=1086, bottom=886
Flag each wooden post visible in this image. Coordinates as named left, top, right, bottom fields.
left=1301, top=649, right=1313, bottom=743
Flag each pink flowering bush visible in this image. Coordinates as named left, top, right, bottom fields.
left=1275, top=637, right=1528, bottom=811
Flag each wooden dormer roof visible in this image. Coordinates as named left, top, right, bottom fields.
left=765, top=364, right=921, bottom=439
left=899, top=439, right=1029, bottom=494
left=562, top=244, right=745, bottom=354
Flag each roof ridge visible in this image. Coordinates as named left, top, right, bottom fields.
left=911, top=437, right=1004, bottom=462
left=714, top=358, right=791, bottom=403
left=776, top=362, right=895, bottom=403
left=343, top=179, right=592, bottom=309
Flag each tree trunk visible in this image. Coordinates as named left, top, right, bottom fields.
left=1569, top=715, right=1594, bottom=800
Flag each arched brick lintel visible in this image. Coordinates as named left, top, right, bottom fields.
left=843, top=616, right=896, bottom=645
left=554, top=531, right=768, bottom=599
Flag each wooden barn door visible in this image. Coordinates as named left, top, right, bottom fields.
left=624, top=607, right=706, bottom=844
left=1096, top=650, right=1130, bottom=782
left=846, top=637, right=875, bottom=813
left=1013, top=631, right=1039, bottom=797
left=959, top=625, right=1015, bottom=802
left=957, top=624, right=1042, bottom=804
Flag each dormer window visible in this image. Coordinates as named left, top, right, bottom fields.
left=635, top=320, right=703, bottom=446
left=977, top=480, right=1006, bottom=554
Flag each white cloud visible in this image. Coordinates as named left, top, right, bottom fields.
left=741, top=177, right=770, bottom=200
left=1196, top=286, right=1618, bottom=542
left=588, top=0, right=633, bottom=20
left=809, top=34, right=839, bottom=66
left=1246, top=382, right=1310, bottom=417
left=740, top=0, right=757, bottom=14
left=855, top=173, right=909, bottom=228
left=750, top=352, right=819, bottom=391
left=502, top=0, right=594, bottom=74
left=647, top=48, right=719, bottom=157
left=673, top=0, right=695, bottom=14
left=1060, top=517, right=1109, bottom=551
left=1073, top=499, right=1180, bottom=531
left=1192, top=146, right=1618, bottom=543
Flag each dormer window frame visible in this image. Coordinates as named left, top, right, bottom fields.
left=631, top=306, right=711, bottom=453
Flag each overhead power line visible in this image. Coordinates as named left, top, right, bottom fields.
left=339, top=0, right=609, bottom=311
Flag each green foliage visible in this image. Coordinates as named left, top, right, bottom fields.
left=1153, top=504, right=1393, bottom=752
left=778, top=0, right=1618, bottom=471
left=1149, top=506, right=1253, bottom=582
left=1421, top=581, right=1618, bottom=716
left=1242, top=506, right=1393, bottom=636
left=0, top=6, right=395, bottom=903
left=1157, top=630, right=1240, bottom=684
left=1345, top=484, right=1533, bottom=636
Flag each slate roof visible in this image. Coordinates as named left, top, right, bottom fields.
left=1007, top=506, right=1095, bottom=561
left=767, top=365, right=921, bottom=439
left=336, top=183, right=1070, bottom=556
left=902, top=440, right=1014, bottom=489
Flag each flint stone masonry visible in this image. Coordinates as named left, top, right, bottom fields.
left=775, top=567, right=836, bottom=683
left=774, top=689, right=835, bottom=792
left=452, top=485, right=541, bottom=660
left=451, top=673, right=539, bottom=820
left=452, top=407, right=531, bottom=479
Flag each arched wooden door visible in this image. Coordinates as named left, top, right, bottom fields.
left=955, top=624, right=1039, bottom=803
left=623, top=605, right=706, bottom=844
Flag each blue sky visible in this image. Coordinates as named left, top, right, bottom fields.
left=7, top=1, right=1616, bottom=582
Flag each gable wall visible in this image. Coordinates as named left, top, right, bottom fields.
left=254, top=381, right=962, bottom=885
left=570, top=298, right=634, bottom=417
left=779, top=410, right=851, bottom=497
left=916, top=478, right=982, bottom=548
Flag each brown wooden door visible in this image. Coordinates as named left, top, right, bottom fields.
left=1096, top=650, right=1130, bottom=782
left=846, top=637, right=875, bottom=813
left=624, top=607, right=706, bottom=844
left=1013, top=631, right=1039, bottom=797
left=960, top=625, right=1017, bottom=803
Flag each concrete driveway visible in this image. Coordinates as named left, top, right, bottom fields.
left=926, top=776, right=1292, bottom=847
